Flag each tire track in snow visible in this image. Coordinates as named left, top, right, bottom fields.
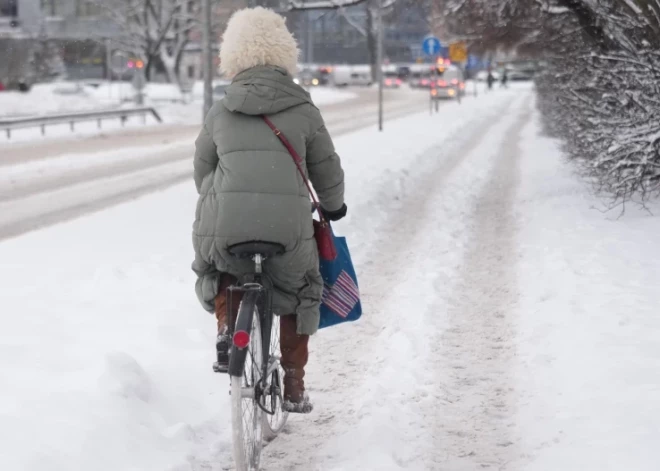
left=258, top=95, right=529, bottom=471
left=429, top=96, right=532, bottom=470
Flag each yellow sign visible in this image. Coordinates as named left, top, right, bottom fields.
left=449, top=42, right=468, bottom=63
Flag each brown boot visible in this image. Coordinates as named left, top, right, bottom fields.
left=280, top=314, right=313, bottom=413
left=213, top=275, right=241, bottom=373
left=214, top=274, right=242, bottom=333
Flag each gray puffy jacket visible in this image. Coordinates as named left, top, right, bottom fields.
left=192, top=65, right=345, bottom=335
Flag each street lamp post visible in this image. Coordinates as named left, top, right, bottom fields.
left=376, top=0, right=383, bottom=132
left=202, top=0, right=214, bottom=120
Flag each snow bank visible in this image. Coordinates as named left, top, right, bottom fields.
left=0, top=81, right=357, bottom=145
left=514, top=110, right=660, bottom=470
left=0, top=81, right=356, bottom=119
left=309, top=87, right=356, bottom=106
left=0, top=82, right=113, bottom=118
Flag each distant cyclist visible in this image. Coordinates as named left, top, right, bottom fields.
left=191, top=7, right=347, bottom=413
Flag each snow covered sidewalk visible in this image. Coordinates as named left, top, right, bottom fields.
left=514, top=113, right=660, bottom=470
left=1, top=83, right=659, bottom=471
left=0, top=87, right=520, bottom=471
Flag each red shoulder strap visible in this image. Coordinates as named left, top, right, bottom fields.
left=262, top=115, right=326, bottom=222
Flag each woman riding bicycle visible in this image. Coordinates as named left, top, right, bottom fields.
left=191, top=7, right=347, bottom=413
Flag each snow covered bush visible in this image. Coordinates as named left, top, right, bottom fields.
left=439, top=0, right=660, bottom=209
left=537, top=50, right=660, bottom=209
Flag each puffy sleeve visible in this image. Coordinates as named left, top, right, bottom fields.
left=305, top=108, right=345, bottom=211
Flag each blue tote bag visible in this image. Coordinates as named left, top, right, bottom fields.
left=261, top=116, right=361, bottom=329
left=318, top=226, right=362, bottom=329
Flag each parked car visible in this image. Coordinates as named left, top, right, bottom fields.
left=410, top=73, right=433, bottom=89
left=294, top=69, right=320, bottom=87
left=506, top=65, right=535, bottom=81
left=431, top=67, right=466, bottom=99
left=396, top=65, right=411, bottom=80
left=383, top=72, right=402, bottom=88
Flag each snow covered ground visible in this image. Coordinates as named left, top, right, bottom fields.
left=1, top=83, right=659, bottom=470
left=0, top=87, right=428, bottom=239
left=0, top=82, right=357, bottom=144
left=514, top=118, right=660, bottom=470
left=0, top=81, right=357, bottom=144
left=0, top=81, right=356, bottom=119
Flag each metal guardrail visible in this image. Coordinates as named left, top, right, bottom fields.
left=0, top=107, right=163, bottom=139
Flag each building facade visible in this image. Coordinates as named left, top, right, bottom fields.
left=295, top=2, right=430, bottom=66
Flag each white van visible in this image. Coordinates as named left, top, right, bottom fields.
left=332, top=65, right=372, bottom=87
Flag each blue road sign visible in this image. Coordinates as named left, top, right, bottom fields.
left=466, top=55, right=481, bottom=69
left=440, top=46, right=450, bottom=59
left=422, top=36, right=442, bottom=56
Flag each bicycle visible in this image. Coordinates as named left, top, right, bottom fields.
left=213, top=241, right=289, bottom=471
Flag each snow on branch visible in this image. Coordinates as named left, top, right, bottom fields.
left=337, top=6, right=367, bottom=36
left=533, top=0, right=571, bottom=14
left=287, top=0, right=398, bottom=11
left=286, top=0, right=367, bottom=11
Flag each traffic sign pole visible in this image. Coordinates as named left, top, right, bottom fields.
left=422, top=36, right=442, bottom=117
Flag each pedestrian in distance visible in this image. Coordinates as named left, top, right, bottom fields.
left=501, top=69, right=509, bottom=88
left=487, top=70, right=496, bottom=90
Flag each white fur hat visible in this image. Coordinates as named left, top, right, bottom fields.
left=219, top=7, right=300, bottom=78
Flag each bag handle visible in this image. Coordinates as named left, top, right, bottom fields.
left=262, top=115, right=327, bottom=223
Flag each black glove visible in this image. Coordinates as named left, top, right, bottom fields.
left=321, top=204, right=348, bottom=222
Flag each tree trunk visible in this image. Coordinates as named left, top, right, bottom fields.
left=174, top=41, right=188, bottom=84
left=145, top=54, right=156, bottom=81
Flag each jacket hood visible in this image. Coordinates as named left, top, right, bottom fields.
left=222, top=66, right=313, bottom=115
left=219, top=7, right=299, bottom=78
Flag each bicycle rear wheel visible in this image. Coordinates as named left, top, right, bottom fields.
left=231, top=301, right=263, bottom=471
left=262, top=315, right=288, bottom=440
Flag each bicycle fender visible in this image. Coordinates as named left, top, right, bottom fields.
left=229, top=290, right=260, bottom=377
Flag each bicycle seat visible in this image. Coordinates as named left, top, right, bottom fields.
left=227, top=241, right=285, bottom=259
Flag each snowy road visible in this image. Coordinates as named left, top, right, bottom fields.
left=2, top=83, right=660, bottom=471
left=0, top=88, right=427, bottom=240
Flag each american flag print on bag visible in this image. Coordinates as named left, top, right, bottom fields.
left=322, top=270, right=360, bottom=318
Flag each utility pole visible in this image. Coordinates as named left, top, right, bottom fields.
left=105, top=39, right=112, bottom=82
left=376, top=0, right=383, bottom=132
left=105, top=39, right=112, bottom=102
left=202, top=0, right=214, bottom=120
left=306, top=12, right=314, bottom=64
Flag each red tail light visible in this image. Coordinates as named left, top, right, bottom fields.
left=385, top=79, right=392, bottom=86
left=396, top=79, right=402, bottom=86
left=233, top=330, right=250, bottom=349
left=459, top=82, right=466, bottom=90
left=451, top=79, right=459, bottom=85
left=437, top=80, right=447, bottom=87
left=421, top=79, right=429, bottom=86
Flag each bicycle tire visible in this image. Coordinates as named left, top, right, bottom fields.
left=262, top=315, right=289, bottom=440
left=231, top=299, right=263, bottom=471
